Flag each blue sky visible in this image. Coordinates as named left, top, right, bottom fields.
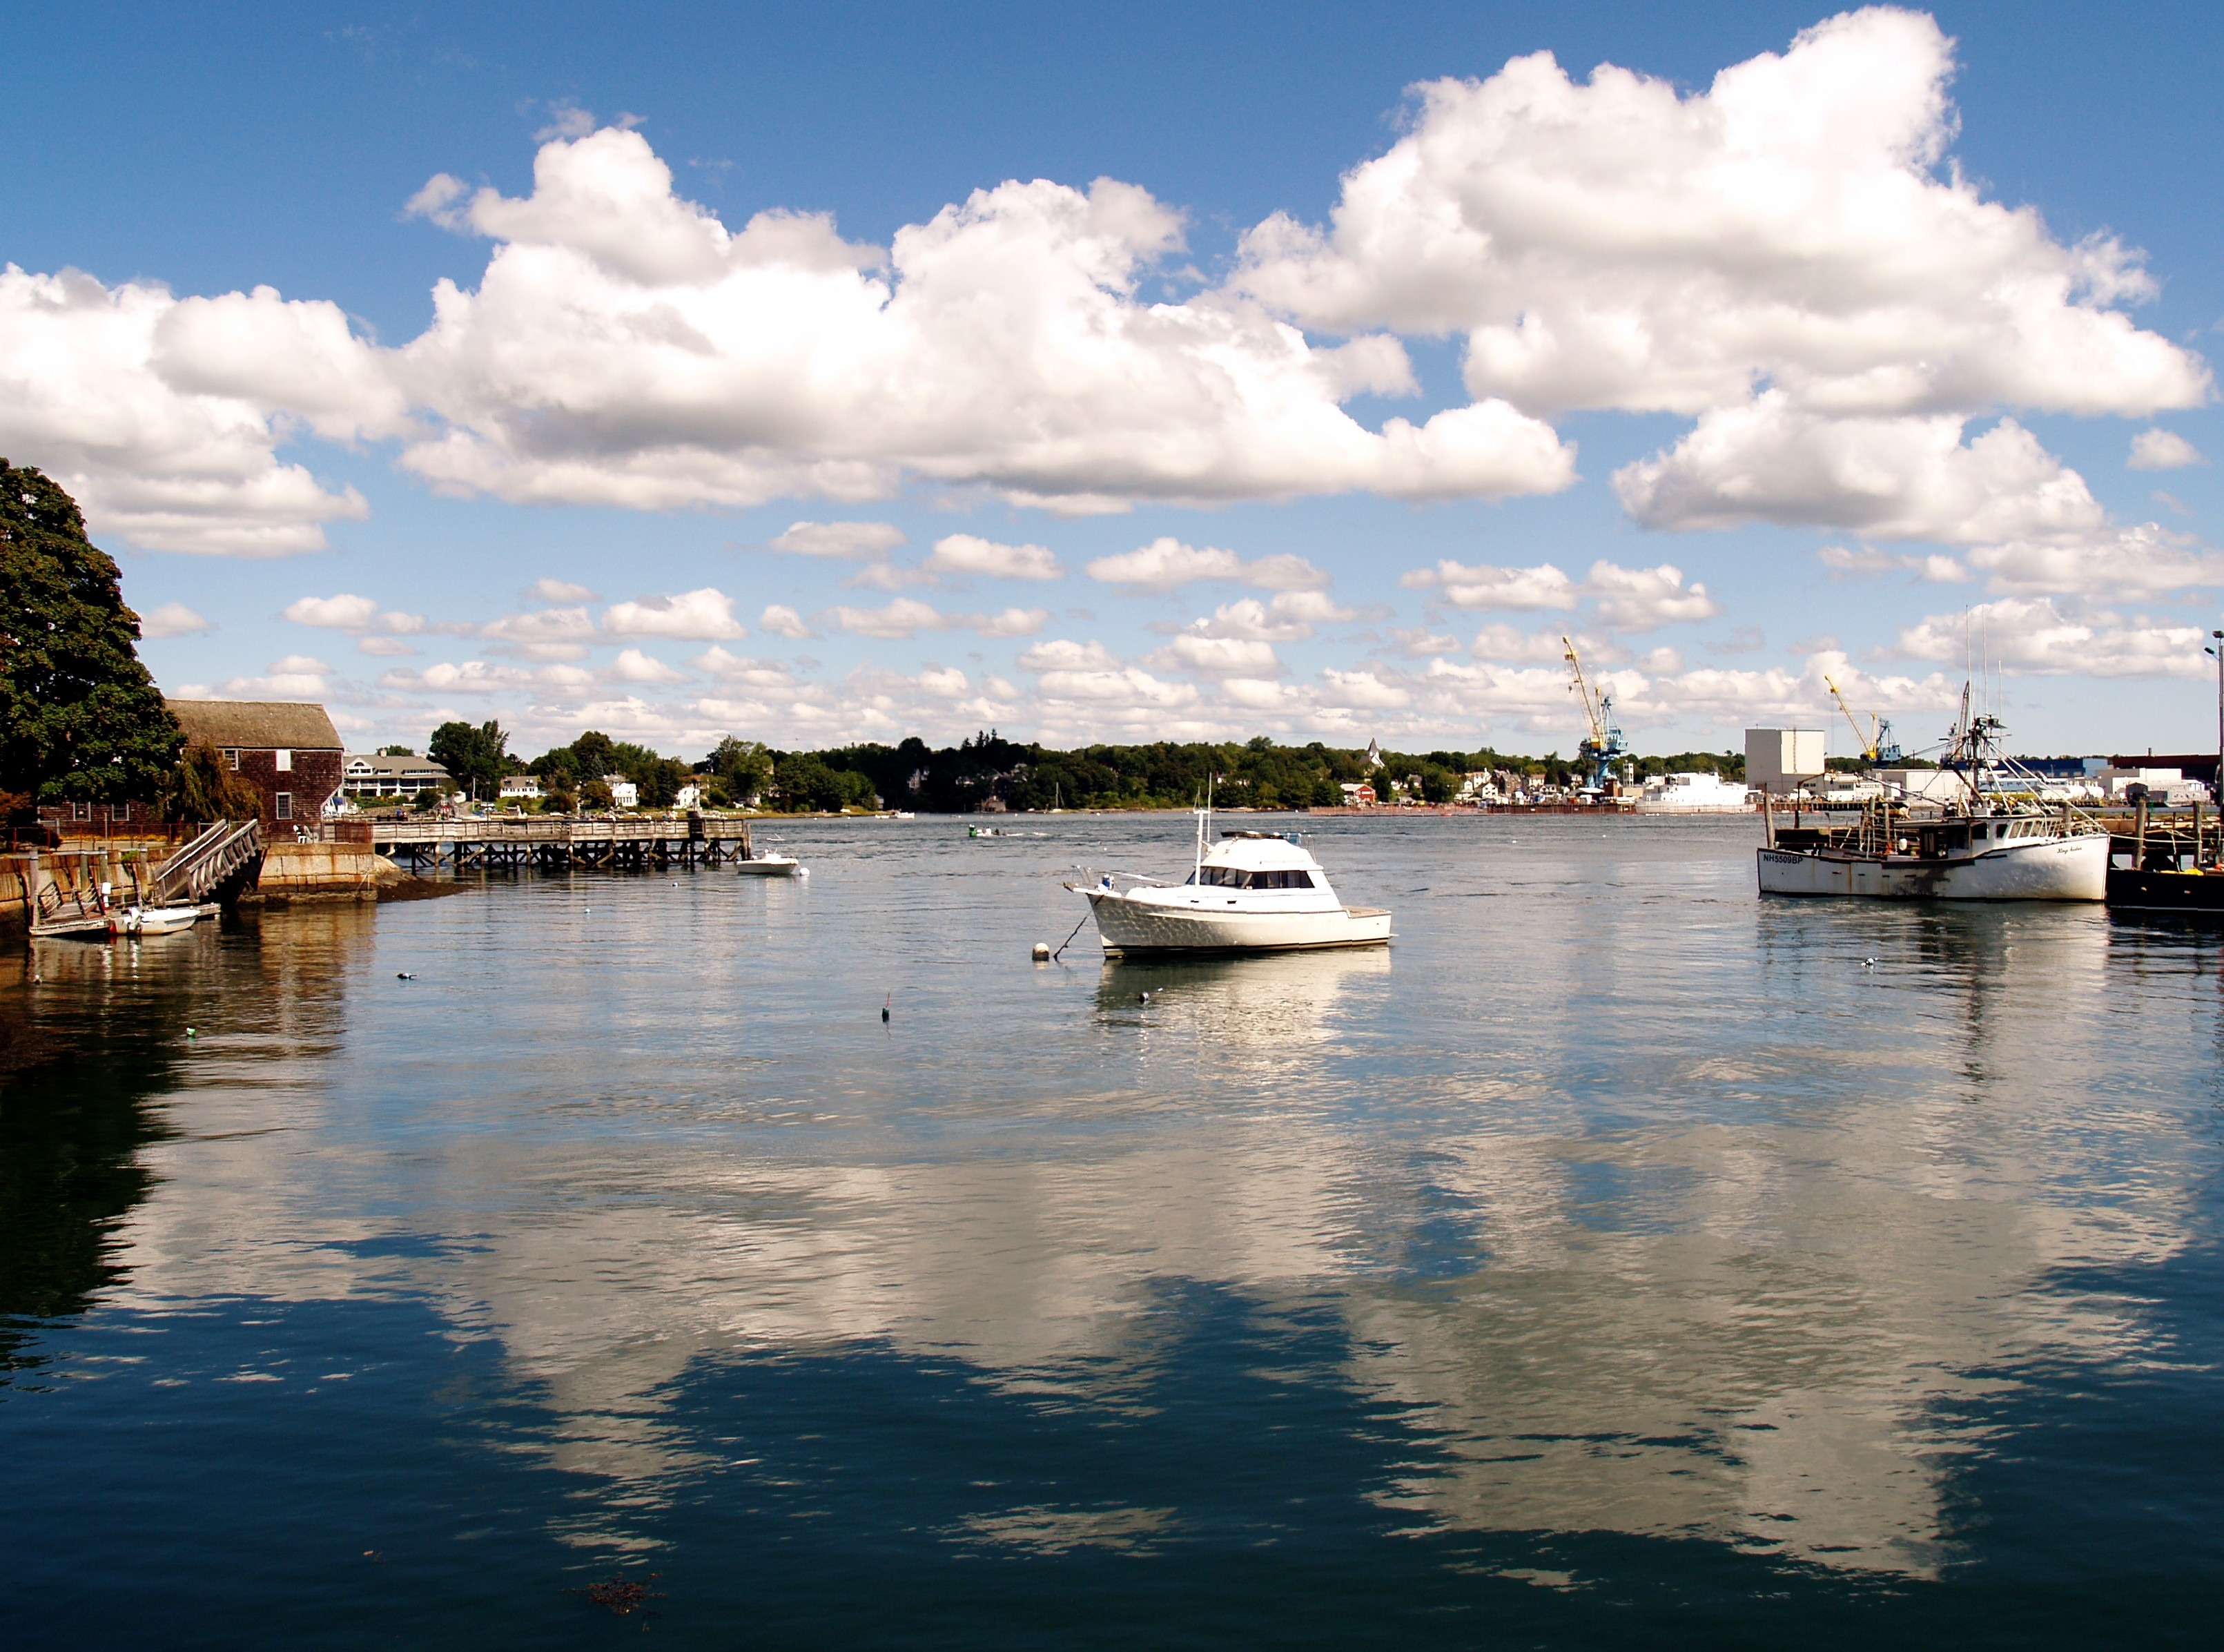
left=6, top=1, right=2223, bottom=761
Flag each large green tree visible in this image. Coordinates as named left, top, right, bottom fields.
left=0, top=461, right=180, bottom=808
left=429, top=719, right=510, bottom=800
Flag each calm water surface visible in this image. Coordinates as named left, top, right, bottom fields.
left=3, top=813, right=2221, bottom=1646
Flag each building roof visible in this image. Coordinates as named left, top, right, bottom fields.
left=346, top=752, right=452, bottom=778
left=168, top=698, right=342, bottom=751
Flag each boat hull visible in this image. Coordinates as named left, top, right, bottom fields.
left=734, top=857, right=803, bottom=877
left=2106, top=867, right=2224, bottom=915
left=1083, top=890, right=1392, bottom=953
left=1757, top=834, right=2106, bottom=901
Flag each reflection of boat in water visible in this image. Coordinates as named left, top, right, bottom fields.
left=1096, top=945, right=1391, bottom=1044
left=1071, top=814, right=1391, bottom=955
left=1757, top=689, right=2105, bottom=902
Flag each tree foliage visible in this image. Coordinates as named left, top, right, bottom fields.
left=159, top=743, right=264, bottom=824
left=0, top=461, right=180, bottom=804
left=429, top=719, right=509, bottom=799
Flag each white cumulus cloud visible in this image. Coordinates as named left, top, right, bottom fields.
left=393, top=128, right=1575, bottom=512
left=1144, top=634, right=1285, bottom=678
left=600, top=587, right=747, bottom=640
left=769, top=520, right=908, bottom=559
left=1897, top=596, right=2210, bottom=678
left=2129, top=429, right=2206, bottom=471
left=0, top=267, right=373, bottom=556
left=138, top=601, right=211, bottom=639
left=283, top=592, right=428, bottom=634
left=527, top=576, right=598, bottom=602
left=1084, top=536, right=1332, bottom=593
left=924, top=532, right=1063, bottom=581
left=1401, top=559, right=1579, bottom=611
left=1234, top=8, right=2206, bottom=422
left=1017, top=639, right=1122, bottom=672
left=478, top=604, right=598, bottom=661
left=759, top=604, right=814, bottom=639
left=1614, top=399, right=2108, bottom=543
left=824, top=596, right=1048, bottom=641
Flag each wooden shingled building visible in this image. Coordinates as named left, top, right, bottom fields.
left=166, top=699, right=346, bottom=829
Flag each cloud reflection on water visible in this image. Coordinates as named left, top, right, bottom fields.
left=41, top=818, right=2215, bottom=1582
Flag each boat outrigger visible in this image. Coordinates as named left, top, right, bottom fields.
left=1757, top=689, right=2107, bottom=902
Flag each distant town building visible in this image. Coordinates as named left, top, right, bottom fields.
left=498, top=773, right=544, bottom=799
left=171, top=699, right=344, bottom=827
left=342, top=752, right=453, bottom=800
left=1340, top=781, right=1378, bottom=807
left=1365, top=738, right=1382, bottom=769
left=1745, top=728, right=1826, bottom=796
left=603, top=775, right=639, bottom=809
left=672, top=779, right=702, bottom=809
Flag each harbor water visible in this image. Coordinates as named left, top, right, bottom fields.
left=3, top=813, right=2221, bottom=1646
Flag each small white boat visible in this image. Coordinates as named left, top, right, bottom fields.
left=110, top=903, right=213, bottom=937
left=735, top=853, right=805, bottom=877
left=1069, top=813, right=1390, bottom=955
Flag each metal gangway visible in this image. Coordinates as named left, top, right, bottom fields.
left=148, top=818, right=264, bottom=904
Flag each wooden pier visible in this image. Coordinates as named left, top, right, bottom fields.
left=371, top=815, right=761, bottom=871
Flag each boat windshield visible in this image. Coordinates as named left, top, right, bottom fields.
left=1188, top=866, right=1316, bottom=889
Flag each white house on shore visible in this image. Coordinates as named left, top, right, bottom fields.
left=342, top=752, right=452, bottom=800
left=499, top=773, right=544, bottom=800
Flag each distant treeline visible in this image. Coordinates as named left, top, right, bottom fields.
left=730, top=732, right=1746, bottom=813
left=410, top=720, right=1746, bottom=813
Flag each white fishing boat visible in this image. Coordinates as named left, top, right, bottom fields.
left=1632, top=771, right=1754, bottom=814
left=1067, top=803, right=1391, bottom=955
left=1756, top=692, right=2105, bottom=902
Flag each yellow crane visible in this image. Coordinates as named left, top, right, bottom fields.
left=1562, top=636, right=1628, bottom=790
left=1823, top=674, right=1901, bottom=765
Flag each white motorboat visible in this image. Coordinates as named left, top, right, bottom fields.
left=1632, top=771, right=1754, bottom=814
left=735, top=853, right=805, bottom=877
left=733, top=824, right=805, bottom=877
left=1756, top=692, right=2105, bottom=902
left=1069, top=815, right=1391, bottom=955
left=110, top=903, right=213, bottom=937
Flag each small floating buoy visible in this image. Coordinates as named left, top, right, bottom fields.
left=1136, top=991, right=1150, bottom=1004
left=881, top=993, right=890, bottom=1023
left=186, top=1026, right=195, bottom=1038
left=1031, top=942, right=1051, bottom=961
left=1862, top=957, right=1879, bottom=969
left=397, top=971, right=416, bottom=980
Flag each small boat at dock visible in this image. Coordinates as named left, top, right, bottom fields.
left=2106, top=798, right=2224, bottom=915
left=110, top=903, right=217, bottom=937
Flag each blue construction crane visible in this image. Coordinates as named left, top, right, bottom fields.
left=1562, top=636, right=1630, bottom=794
